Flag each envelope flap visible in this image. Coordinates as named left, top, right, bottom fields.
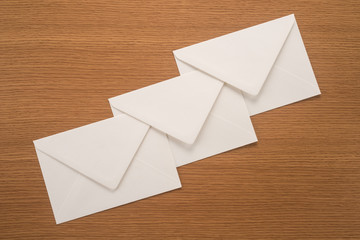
left=109, top=71, right=223, bottom=144
left=34, top=115, right=149, bottom=190
left=174, top=14, right=295, bottom=96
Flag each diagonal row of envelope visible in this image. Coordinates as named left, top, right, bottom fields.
left=33, top=14, right=321, bottom=224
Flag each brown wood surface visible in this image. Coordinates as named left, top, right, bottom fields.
left=0, top=0, right=359, bottom=239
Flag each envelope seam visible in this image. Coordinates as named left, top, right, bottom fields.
left=136, top=158, right=181, bottom=186
left=209, top=113, right=257, bottom=140
left=273, top=64, right=320, bottom=89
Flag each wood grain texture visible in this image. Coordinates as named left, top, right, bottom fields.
left=0, top=0, right=359, bottom=239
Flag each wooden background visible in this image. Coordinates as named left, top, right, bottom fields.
left=0, top=0, right=359, bottom=239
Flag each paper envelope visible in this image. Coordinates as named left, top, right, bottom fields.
left=109, top=71, right=258, bottom=166
left=173, top=14, right=321, bottom=116
left=34, top=115, right=181, bottom=224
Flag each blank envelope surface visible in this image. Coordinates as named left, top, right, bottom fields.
left=34, top=117, right=181, bottom=224
left=173, top=14, right=321, bottom=116
left=173, top=14, right=295, bottom=96
left=34, top=115, right=149, bottom=190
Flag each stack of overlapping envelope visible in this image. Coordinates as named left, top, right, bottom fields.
left=33, top=14, right=321, bottom=224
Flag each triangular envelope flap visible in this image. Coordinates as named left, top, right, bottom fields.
left=52, top=127, right=181, bottom=224
left=109, top=71, right=223, bottom=144
left=174, top=14, right=295, bottom=96
left=34, top=115, right=149, bottom=190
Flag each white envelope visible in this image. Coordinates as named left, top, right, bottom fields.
left=34, top=115, right=181, bottom=224
left=173, top=14, right=321, bottom=116
left=109, top=71, right=258, bottom=166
